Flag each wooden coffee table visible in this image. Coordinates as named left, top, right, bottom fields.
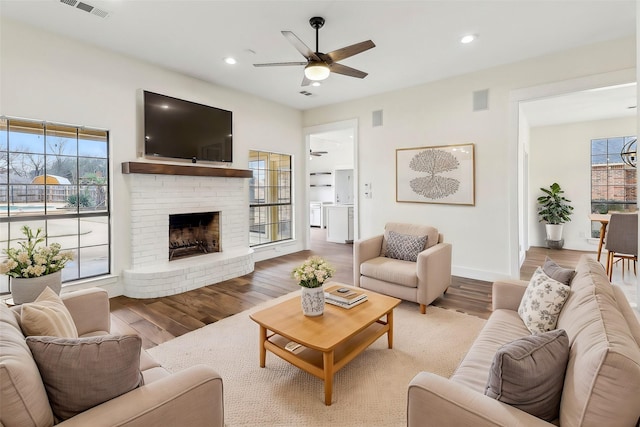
left=249, top=284, right=400, bottom=405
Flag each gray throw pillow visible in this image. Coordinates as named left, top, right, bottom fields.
left=26, top=335, right=144, bottom=421
left=384, top=230, right=427, bottom=262
left=542, top=256, right=576, bottom=286
left=484, top=329, right=569, bottom=421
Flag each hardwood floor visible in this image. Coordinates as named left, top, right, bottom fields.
left=110, top=228, right=492, bottom=349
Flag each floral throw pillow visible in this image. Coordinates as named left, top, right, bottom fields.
left=518, top=267, right=570, bottom=334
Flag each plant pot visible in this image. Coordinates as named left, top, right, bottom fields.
left=10, top=270, right=62, bottom=304
left=545, top=224, right=564, bottom=242
left=300, top=286, right=324, bottom=317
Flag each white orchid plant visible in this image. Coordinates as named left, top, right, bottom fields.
left=0, top=225, right=74, bottom=278
left=292, top=256, right=336, bottom=288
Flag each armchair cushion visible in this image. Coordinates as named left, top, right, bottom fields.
left=360, top=257, right=418, bottom=288
left=484, top=329, right=569, bottom=421
left=26, top=334, right=144, bottom=421
left=385, top=230, right=427, bottom=262
left=20, top=287, right=78, bottom=338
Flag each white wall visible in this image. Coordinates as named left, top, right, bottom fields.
left=0, top=19, right=304, bottom=295
left=528, top=117, right=637, bottom=250
left=303, top=36, right=636, bottom=281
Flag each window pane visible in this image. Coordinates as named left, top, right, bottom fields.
left=79, top=245, right=109, bottom=277
left=80, top=216, right=109, bottom=247
left=78, top=137, right=108, bottom=158
left=46, top=125, right=78, bottom=156
left=9, top=153, right=45, bottom=183
left=0, top=118, right=8, bottom=151
left=47, top=218, right=79, bottom=249
left=61, top=249, right=79, bottom=281
left=9, top=121, right=44, bottom=154
left=591, top=136, right=637, bottom=218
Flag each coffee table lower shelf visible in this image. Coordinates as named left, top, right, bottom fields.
left=260, top=320, right=389, bottom=405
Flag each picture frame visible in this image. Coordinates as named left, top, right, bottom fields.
left=396, top=143, right=475, bottom=205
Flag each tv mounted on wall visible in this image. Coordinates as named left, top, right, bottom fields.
left=143, top=91, right=233, bottom=163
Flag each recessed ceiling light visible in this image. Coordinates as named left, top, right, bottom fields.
left=311, top=81, right=321, bottom=87
left=460, top=34, right=477, bottom=44
left=161, top=104, right=169, bottom=109
left=224, top=57, right=237, bottom=65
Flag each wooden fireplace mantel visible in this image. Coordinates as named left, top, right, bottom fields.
left=121, top=162, right=253, bottom=178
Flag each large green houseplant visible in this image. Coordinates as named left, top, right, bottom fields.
left=537, top=183, right=574, bottom=244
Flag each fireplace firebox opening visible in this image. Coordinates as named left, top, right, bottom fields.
left=169, top=212, right=220, bottom=260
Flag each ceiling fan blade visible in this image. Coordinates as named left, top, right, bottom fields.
left=329, top=63, right=368, bottom=79
left=253, top=61, right=308, bottom=67
left=301, top=75, right=312, bottom=86
left=282, top=31, right=321, bottom=61
left=326, top=40, right=375, bottom=62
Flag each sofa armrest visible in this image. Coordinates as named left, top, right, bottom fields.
left=491, top=280, right=528, bottom=311
left=61, top=288, right=111, bottom=336
left=58, top=365, right=223, bottom=427
left=408, top=372, right=553, bottom=427
left=353, top=234, right=383, bottom=287
left=416, top=242, right=452, bottom=305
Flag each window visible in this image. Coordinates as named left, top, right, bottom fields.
left=249, top=150, right=292, bottom=246
left=590, top=136, right=637, bottom=237
left=0, top=117, right=110, bottom=292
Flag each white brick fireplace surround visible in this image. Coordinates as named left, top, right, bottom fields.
left=122, top=163, right=254, bottom=298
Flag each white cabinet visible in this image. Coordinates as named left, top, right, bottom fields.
left=326, top=206, right=354, bottom=243
left=334, top=169, right=354, bottom=205
left=310, top=202, right=322, bottom=227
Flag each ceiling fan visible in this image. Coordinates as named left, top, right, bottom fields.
left=310, top=149, right=328, bottom=157
left=254, top=16, right=375, bottom=86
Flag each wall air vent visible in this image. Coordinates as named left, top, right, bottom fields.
left=59, top=0, right=110, bottom=18
left=299, top=91, right=313, bottom=97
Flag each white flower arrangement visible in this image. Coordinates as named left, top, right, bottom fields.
left=292, top=256, right=336, bottom=288
left=0, top=225, right=74, bottom=278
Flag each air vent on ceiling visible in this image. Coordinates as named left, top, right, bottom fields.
left=299, top=91, right=313, bottom=97
left=59, top=0, right=110, bottom=18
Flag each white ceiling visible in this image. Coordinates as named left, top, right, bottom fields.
left=521, top=83, right=637, bottom=127
left=0, top=0, right=636, bottom=112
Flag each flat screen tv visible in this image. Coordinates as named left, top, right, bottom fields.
left=143, top=91, right=232, bottom=163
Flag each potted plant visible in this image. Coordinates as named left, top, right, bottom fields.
left=0, top=225, right=74, bottom=304
left=291, top=256, right=335, bottom=316
left=537, top=183, right=574, bottom=245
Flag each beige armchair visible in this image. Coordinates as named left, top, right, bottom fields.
left=353, top=222, right=452, bottom=314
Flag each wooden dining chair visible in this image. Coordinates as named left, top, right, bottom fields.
left=605, top=213, right=638, bottom=280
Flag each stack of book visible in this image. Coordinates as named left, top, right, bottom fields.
left=324, top=285, right=368, bottom=309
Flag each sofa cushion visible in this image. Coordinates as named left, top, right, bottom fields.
left=542, top=256, right=576, bottom=286
left=360, top=256, right=418, bottom=288
left=0, top=304, right=54, bottom=427
left=381, top=222, right=438, bottom=256
left=451, top=309, right=530, bottom=393
left=484, top=329, right=569, bottom=421
left=19, top=287, right=78, bottom=338
left=385, top=230, right=427, bottom=262
left=556, top=256, right=640, bottom=427
left=518, top=267, right=570, bottom=334
left=26, top=334, right=144, bottom=421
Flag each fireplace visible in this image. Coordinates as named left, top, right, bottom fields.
left=169, top=212, right=220, bottom=260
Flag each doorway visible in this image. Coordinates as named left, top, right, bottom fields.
left=303, top=119, right=358, bottom=249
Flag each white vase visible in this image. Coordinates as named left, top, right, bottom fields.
left=10, top=270, right=62, bottom=304
left=300, top=286, right=325, bottom=317
left=545, top=224, right=564, bottom=241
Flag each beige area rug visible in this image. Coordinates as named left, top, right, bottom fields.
left=147, top=293, right=486, bottom=427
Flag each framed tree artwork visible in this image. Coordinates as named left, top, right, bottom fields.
left=396, top=143, right=475, bottom=205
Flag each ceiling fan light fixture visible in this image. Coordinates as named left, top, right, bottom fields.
left=304, top=62, right=330, bottom=81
